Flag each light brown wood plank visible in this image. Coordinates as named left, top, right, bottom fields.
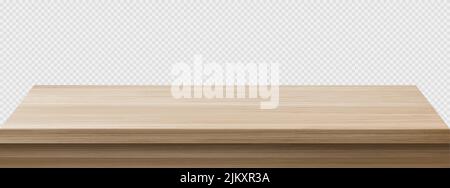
left=3, top=86, right=446, bottom=130
left=0, top=144, right=448, bottom=168
left=1, top=85, right=448, bottom=144
left=0, top=85, right=448, bottom=167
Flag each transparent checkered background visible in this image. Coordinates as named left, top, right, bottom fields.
left=1, top=1, right=449, bottom=127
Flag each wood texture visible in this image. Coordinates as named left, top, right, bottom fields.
left=0, top=144, right=448, bottom=167
left=3, top=86, right=447, bottom=130
left=0, top=85, right=448, bottom=167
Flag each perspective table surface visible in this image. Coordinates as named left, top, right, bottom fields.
left=1, top=85, right=448, bottom=144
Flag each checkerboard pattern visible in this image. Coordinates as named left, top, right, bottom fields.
left=1, top=1, right=449, bottom=127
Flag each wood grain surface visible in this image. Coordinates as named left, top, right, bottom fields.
left=0, top=85, right=448, bottom=167
left=1, top=85, right=448, bottom=143
left=0, top=144, right=448, bottom=167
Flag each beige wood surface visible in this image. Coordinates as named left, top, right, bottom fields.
left=0, top=85, right=448, bottom=167
left=3, top=85, right=447, bottom=130
left=1, top=85, right=448, bottom=144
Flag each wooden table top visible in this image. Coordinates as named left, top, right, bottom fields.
left=1, top=85, right=448, bottom=144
